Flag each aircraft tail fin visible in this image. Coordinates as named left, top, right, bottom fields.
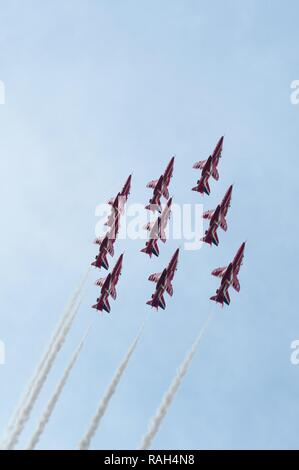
left=102, top=297, right=111, bottom=313
left=152, top=240, right=160, bottom=257
left=101, top=255, right=109, bottom=270
left=159, top=294, right=166, bottom=310
left=212, top=228, right=219, bottom=246
left=140, top=244, right=152, bottom=257
left=203, top=180, right=211, bottom=195
left=146, top=295, right=156, bottom=307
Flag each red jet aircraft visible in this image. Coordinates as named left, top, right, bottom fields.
left=146, top=175, right=164, bottom=212
left=149, top=248, right=179, bottom=297
left=193, top=136, right=224, bottom=179
left=95, top=254, right=124, bottom=300
left=192, top=137, right=224, bottom=195
left=144, top=198, right=172, bottom=241
left=141, top=198, right=173, bottom=257
left=92, top=273, right=112, bottom=313
left=91, top=236, right=112, bottom=270
left=140, top=217, right=160, bottom=258
left=92, top=219, right=119, bottom=270
left=192, top=155, right=213, bottom=195
left=106, top=175, right=132, bottom=227
left=146, top=157, right=174, bottom=210
left=202, top=185, right=233, bottom=246
left=203, top=185, right=233, bottom=232
left=210, top=242, right=246, bottom=305
left=201, top=205, right=221, bottom=246
left=146, top=269, right=168, bottom=310
left=94, top=215, right=119, bottom=254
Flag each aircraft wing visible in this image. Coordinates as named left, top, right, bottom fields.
left=144, top=221, right=154, bottom=231
left=193, top=160, right=206, bottom=170
left=212, top=168, right=219, bottom=181
left=166, top=283, right=173, bottom=297
left=95, top=277, right=106, bottom=287
left=94, top=236, right=104, bottom=245
left=148, top=272, right=162, bottom=283
left=112, top=266, right=122, bottom=289
left=211, top=266, right=227, bottom=277
left=146, top=179, right=158, bottom=189
left=162, top=186, right=169, bottom=199
left=220, top=217, right=227, bottom=231
left=203, top=210, right=214, bottom=220
left=107, top=242, right=114, bottom=257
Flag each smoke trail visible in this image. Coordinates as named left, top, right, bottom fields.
left=4, top=268, right=90, bottom=444
left=26, top=325, right=92, bottom=450
left=78, top=327, right=143, bottom=450
left=6, top=268, right=90, bottom=444
left=139, top=313, right=212, bottom=450
left=5, top=302, right=82, bottom=449
left=4, top=270, right=90, bottom=450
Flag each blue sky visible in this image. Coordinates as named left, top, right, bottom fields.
left=0, top=0, right=298, bottom=450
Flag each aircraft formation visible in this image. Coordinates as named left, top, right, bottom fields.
left=142, top=157, right=179, bottom=311
left=91, top=176, right=131, bottom=313
left=192, top=136, right=246, bottom=306
left=91, top=136, right=246, bottom=313
left=1, top=137, right=247, bottom=453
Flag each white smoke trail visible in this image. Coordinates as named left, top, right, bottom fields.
left=139, top=313, right=212, bottom=450
left=4, top=270, right=90, bottom=450
left=26, top=325, right=92, bottom=450
left=4, top=268, right=90, bottom=443
left=78, top=326, right=143, bottom=450
left=5, top=302, right=82, bottom=450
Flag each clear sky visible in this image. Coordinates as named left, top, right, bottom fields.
left=0, top=0, right=298, bottom=450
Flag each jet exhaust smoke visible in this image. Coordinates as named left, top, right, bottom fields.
left=3, top=269, right=90, bottom=450
left=5, top=291, right=78, bottom=439
left=139, top=314, right=212, bottom=450
left=26, top=325, right=92, bottom=450
left=78, top=326, right=143, bottom=450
